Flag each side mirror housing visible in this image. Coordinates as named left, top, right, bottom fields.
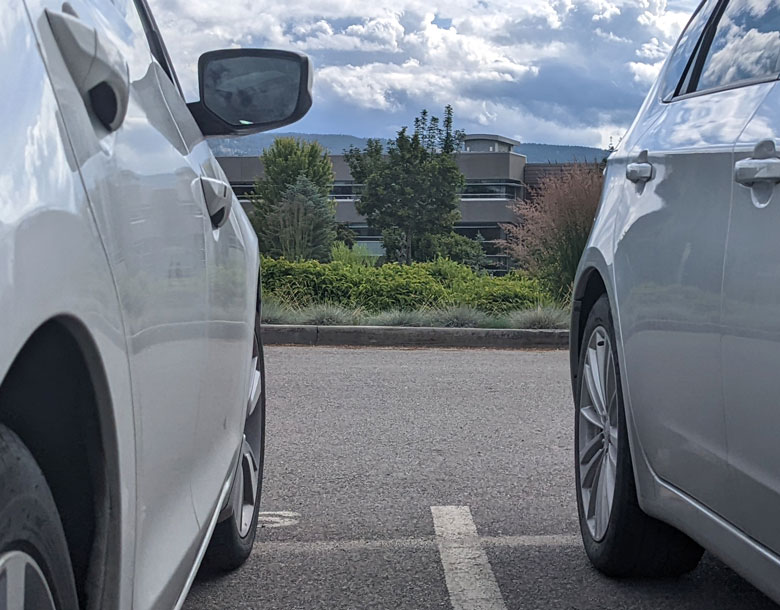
left=187, top=48, right=312, bottom=137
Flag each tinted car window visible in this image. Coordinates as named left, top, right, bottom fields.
left=696, top=0, right=780, bottom=92
left=661, top=0, right=720, bottom=99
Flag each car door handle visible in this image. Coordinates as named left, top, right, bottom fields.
left=735, top=144, right=780, bottom=187
left=626, top=162, right=653, bottom=183
left=200, top=177, right=233, bottom=228
left=46, top=9, right=130, bottom=132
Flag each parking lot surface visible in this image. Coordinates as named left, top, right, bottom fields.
left=184, top=346, right=776, bottom=610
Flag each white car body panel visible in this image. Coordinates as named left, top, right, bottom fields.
left=8, top=1, right=260, bottom=608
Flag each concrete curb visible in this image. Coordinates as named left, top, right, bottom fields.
left=262, top=325, right=569, bottom=350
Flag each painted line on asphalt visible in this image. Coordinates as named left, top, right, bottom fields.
left=250, top=533, right=580, bottom=555
left=431, top=505, right=507, bottom=610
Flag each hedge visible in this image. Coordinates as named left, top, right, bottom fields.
left=260, top=257, right=550, bottom=313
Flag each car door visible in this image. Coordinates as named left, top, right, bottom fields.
left=612, top=0, right=773, bottom=516
left=718, top=0, right=780, bottom=555
left=24, top=0, right=213, bottom=607
left=138, top=22, right=259, bottom=524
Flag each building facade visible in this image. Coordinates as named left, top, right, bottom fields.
left=217, top=134, right=562, bottom=267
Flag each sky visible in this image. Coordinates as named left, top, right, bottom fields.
left=148, top=0, right=701, bottom=148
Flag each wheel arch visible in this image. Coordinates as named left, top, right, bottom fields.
left=0, top=315, right=122, bottom=610
left=571, top=266, right=610, bottom=398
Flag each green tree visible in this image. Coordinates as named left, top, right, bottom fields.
left=254, top=175, right=336, bottom=262
left=254, top=137, right=335, bottom=205
left=344, top=106, right=466, bottom=264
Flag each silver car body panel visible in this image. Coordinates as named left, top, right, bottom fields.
left=721, top=82, right=780, bottom=556
left=573, top=1, right=780, bottom=603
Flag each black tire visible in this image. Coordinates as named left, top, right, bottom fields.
left=0, top=423, right=79, bottom=609
left=201, top=323, right=266, bottom=573
left=574, top=294, right=704, bottom=577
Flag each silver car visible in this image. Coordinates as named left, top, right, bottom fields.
left=572, top=0, right=780, bottom=602
left=0, top=2, right=311, bottom=609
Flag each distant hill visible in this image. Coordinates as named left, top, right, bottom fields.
left=513, top=143, right=607, bottom=164
left=209, top=132, right=607, bottom=164
left=210, top=133, right=388, bottom=157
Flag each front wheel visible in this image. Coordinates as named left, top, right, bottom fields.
left=0, top=424, right=79, bottom=610
left=574, top=295, right=703, bottom=577
left=202, top=320, right=266, bottom=572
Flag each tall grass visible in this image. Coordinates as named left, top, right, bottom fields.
left=260, top=299, right=570, bottom=329
left=502, top=163, right=602, bottom=301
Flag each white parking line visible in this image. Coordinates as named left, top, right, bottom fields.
left=431, top=505, right=508, bottom=610
left=251, top=534, right=580, bottom=555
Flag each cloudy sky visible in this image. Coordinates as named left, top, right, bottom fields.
left=149, top=0, right=700, bottom=148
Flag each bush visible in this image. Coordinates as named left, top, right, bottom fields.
left=364, top=309, right=434, bottom=327
left=428, top=305, right=489, bottom=328
left=506, top=306, right=570, bottom=329
left=502, top=163, right=602, bottom=301
left=260, top=296, right=302, bottom=325
left=260, top=257, right=550, bottom=313
left=330, top=241, right=376, bottom=267
left=296, top=303, right=362, bottom=326
left=415, top=233, right=487, bottom=269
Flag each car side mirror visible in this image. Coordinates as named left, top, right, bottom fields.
left=187, top=49, right=312, bottom=137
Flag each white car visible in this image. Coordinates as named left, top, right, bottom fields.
left=0, top=2, right=311, bottom=609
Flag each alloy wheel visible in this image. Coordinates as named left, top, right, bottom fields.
left=231, top=329, right=264, bottom=538
left=578, top=326, right=619, bottom=542
left=0, top=550, right=57, bottom=610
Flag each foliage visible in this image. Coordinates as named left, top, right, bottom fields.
left=260, top=256, right=548, bottom=313
left=415, top=232, right=487, bottom=269
left=364, top=309, right=433, bottom=327
left=428, top=306, right=489, bottom=328
left=330, top=241, right=376, bottom=267
left=253, top=137, right=335, bottom=205
left=253, top=175, right=336, bottom=262
left=259, top=298, right=570, bottom=329
left=260, top=295, right=302, bottom=325
left=502, top=163, right=603, bottom=301
left=505, top=306, right=570, bottom=329
left=344, top=106, right=466, bottom=264
left=335, top=223, right=358, bottom=248
left=296, top=303, right=362, bottom=326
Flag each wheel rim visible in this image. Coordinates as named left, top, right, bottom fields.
left=0, top=551, right=57, bottom=610
left=578, top=326, right=619, bottom=542
left=231, top=329, right=264, bottom=538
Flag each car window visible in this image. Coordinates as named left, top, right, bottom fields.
left=661, top=0, right=720, bottom=100
left=695, top=0, right=780, bottom=92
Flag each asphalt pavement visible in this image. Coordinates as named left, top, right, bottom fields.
left=184, top=346, right=776, bottom=610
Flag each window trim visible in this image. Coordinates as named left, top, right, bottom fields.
left=672, top=74, right=780, bottom=102
left=661, top=0, right=713, bottom=102
left=680, top=0, right=729, bottom=95
left=662, top=0, right=728, bottom=102
left=668, top=0, right=780, bottom=101
left=131, top=0, right=184, bottom=97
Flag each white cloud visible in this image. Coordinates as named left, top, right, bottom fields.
left=147, top=0, right=700, bottom=147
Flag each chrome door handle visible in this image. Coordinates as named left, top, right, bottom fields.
left=46, top=9, right=130, bottom=131
left=200, top=177, right=233, bottom=228
left=626, top=150, right=653, bottom=184
left=626, top=162, right=653, bottom=183
left=735, top=140, right=780, bottom=187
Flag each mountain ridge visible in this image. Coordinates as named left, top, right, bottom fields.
left=209, top=132, right=608, bottom=164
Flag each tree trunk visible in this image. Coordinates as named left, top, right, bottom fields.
left=405, top=230, right=413, bottom=265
